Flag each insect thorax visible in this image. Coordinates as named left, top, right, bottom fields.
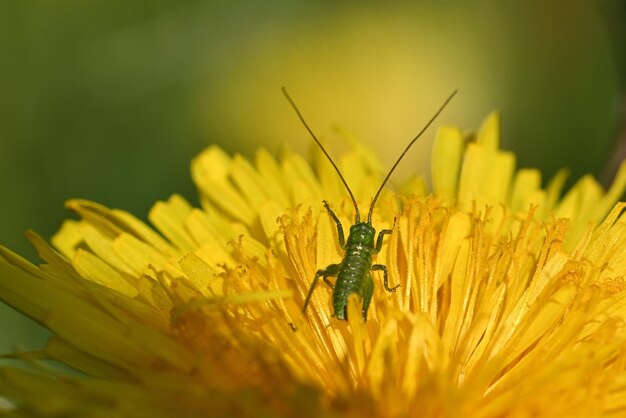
left=346, top=223, right=376, bottom=248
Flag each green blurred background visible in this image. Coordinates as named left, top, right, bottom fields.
left=1, top=1, right=625, bottom=352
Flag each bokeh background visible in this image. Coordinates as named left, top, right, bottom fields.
left=1, top=1, right=625, bottom=353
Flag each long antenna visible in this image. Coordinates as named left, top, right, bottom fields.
left=367, top=90, right=457, bottom=223
left=282, top=87, right=362, bottom=222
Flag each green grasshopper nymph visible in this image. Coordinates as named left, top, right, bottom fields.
left=282, top=87, right=456, bottom=320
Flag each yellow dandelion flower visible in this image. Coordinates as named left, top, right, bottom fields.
left=2, top=112, right=626, bottom=417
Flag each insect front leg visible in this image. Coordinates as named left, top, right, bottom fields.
left=374, top=217, right=396, bottom=254
left=323, top=200, right=345, bottom=249
left=372, top=264, right=400, bottom=292
left=302, top=263, right=341, bottom=315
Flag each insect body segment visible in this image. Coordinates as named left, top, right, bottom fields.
left=282, top=87, right=456, bottom=321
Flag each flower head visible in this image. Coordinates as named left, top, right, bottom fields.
left=2, top=112, right=626, bottom=417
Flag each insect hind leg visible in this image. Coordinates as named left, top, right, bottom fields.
left=372, top=264, right=400, bottom=292
left=302, top=263, right=341, bottom=315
